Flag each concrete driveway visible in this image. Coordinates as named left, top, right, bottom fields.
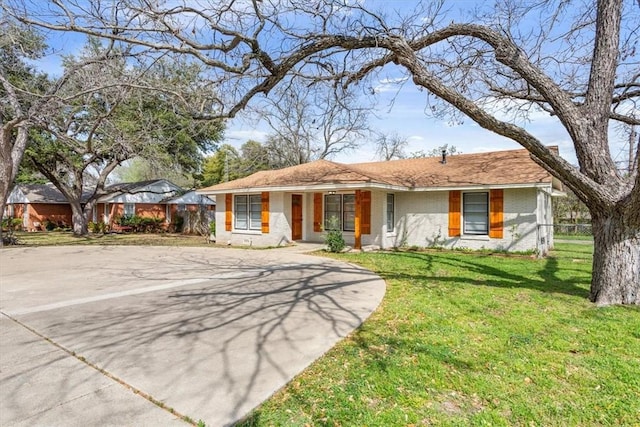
left=0, top=245, right=385, bottom=426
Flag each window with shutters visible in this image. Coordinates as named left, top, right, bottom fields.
left=343, top=194, right=355, bottom=231
left=324, top=194, right=342, bottom=230
left=234, top=194, right=262, bottom=230
left=463, top=192, right=489, bottom=235
left=323, top=194, right=358, bottom=232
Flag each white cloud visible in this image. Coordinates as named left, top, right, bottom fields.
left=373, top=76, right=410, bottom=93
left=224, top=128, right=269, bottom=145
left=479, top=96, right=556, bottom=124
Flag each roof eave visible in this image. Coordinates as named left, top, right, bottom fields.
left=197, top=181, right=552, bottom=194
left=197, top=182, right=401, bottom=194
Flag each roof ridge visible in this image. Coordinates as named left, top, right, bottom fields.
left=351, top=146, right=559, bottom=167
left=334, top=161, right=398, bottom=185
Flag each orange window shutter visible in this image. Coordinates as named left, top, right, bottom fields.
left=313, top=193, right=322, bottom=232
left=225, top=193, right=232, bottom=231
left=490, top=189, right=504, bottom=238
left=261, top=192, right=270, bottom=233
left=355, top=190, right=362, bottom=249
left=362, top=190, right=371, bottom=235
left=448, top=190, right=461, bottom=237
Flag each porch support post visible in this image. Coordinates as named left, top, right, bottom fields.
left=355, top=189, right=362, bottom=250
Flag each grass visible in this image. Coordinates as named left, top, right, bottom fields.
left=5, top=231, right=213, bottom=247
left=238, top=243, right=640, bottom=426
left=554, top=234, right=594, bottom=241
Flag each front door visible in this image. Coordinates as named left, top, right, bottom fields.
left=292, top=194, right=303, bottom=240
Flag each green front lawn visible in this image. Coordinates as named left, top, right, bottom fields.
left=5, top=231, right=212, bottom=247
left=239, top=243, right=640, bottom=426
left=554, top=234, right=594, bottom=241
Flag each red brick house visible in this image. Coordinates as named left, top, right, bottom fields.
left=4, top=183, right=85, bottom=231
left=4, top=180, right=215, bottom=231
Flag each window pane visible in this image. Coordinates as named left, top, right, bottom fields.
left=324, top=194, right=341, bottom=230
left=124, top=203, right=135, bottom=217
left=343, top=194, right=355, bottom=231
left=249, top=194, right=262, bottom=230
left=463, top=192, right=488, bottom=234
left=235, top=195, right=247, bottom=229
left=387, top=194, right=395, bottom=232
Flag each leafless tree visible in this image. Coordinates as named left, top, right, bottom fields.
left=4, top=0, right=639, bottom=305
left=410, top=144, right=460, bottom=159
left=374, top=132, right=409, bottom=161
left=258, top=79, right=369, bottom=167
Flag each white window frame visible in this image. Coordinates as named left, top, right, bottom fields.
left=463, top=192, right=489, bottom=235
left=342, top=194, right=355, bottom=232
left=235, top=194, right=262, bottom=231
left=123, top=203, right=135, bottom=217
left=324, top=194, right=356, bottom=232
left=386, top=194, right=395, bottom=232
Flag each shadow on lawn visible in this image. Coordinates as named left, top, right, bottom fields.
left=377, top=249, right=591, bottom=299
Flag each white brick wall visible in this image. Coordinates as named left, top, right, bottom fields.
left=390, top=188, right=543, bottom=252
left=536, top=189, right=554, bottom=255
left=214, top=192, right=292, bottom=247
left=216, top=186, right=549, bottom=252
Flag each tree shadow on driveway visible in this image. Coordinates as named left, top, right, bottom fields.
left=2, top=248, right=385, bottom=427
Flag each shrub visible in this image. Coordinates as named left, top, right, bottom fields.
left=1, top=218, right=23, bottom=231
left=173, top=215, right=184, bottom=233
left=324, top=216, right=345, bottom=253
left=11, top=218, right=22, bottom=230
left=89, top=221, right=108, bottom=234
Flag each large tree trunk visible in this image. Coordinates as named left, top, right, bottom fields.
left=69, top=199, right=89, bottom=236
left=1, top=124, right=29, bottom=247
left=590, top=209, right=640, bottom=305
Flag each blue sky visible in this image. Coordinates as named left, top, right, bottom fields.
left=224, top=79, right=594, bottom=166
left=27, top=0, right=634, bottom=169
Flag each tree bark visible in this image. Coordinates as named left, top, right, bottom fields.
left=590, top=208, right=640, bottom=305
left=1, top=124, right=29, bottom=247
left=69, top=198, right=88, bottom=236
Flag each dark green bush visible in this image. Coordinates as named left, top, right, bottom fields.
left=173, top=215, right=184, bottom=233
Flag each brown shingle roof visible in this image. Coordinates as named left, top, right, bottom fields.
left=200, top=159, right=397, bottom=191
left=199, top=148, right=554, bottom=193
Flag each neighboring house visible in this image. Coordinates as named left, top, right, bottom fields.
left=4, top=183, right=91, bottom=231
left=4, top=179, right=215, bottom=231
left=95, top=180, right=215, bottom=227
left=165, top=190, right=216, bottom=225
left=198, top=148, right=564, bottom=254
left=96, top=179, right=182, bottom=225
